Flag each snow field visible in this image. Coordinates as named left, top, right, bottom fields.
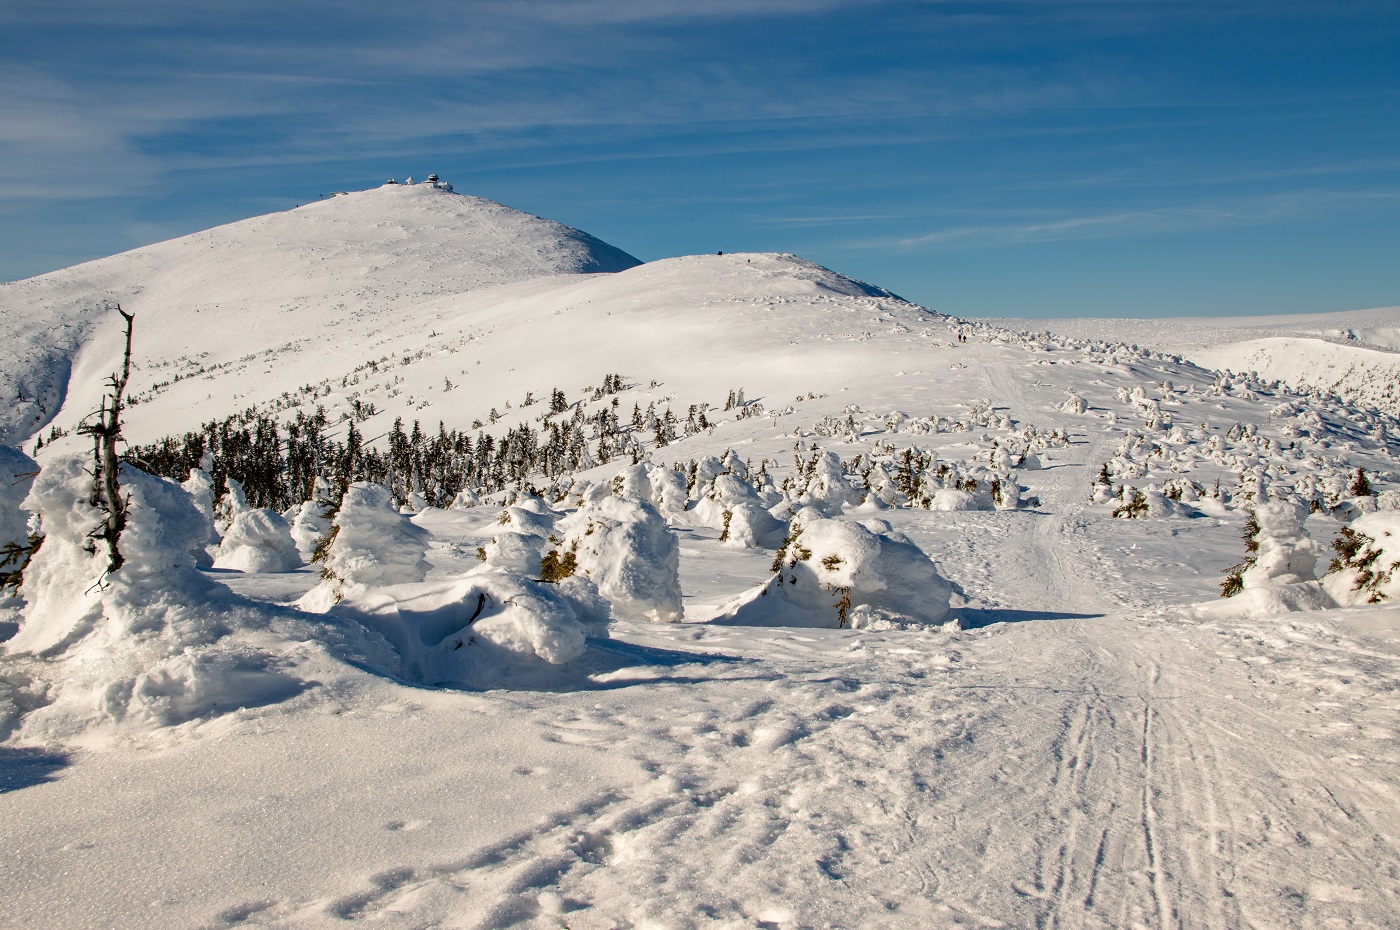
left=1, top=184, right=1398, bottom=928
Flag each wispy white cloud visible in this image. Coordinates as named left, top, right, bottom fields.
left=883, top=187, right=1400, bottom=250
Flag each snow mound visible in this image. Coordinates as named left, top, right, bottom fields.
left=556, top=495, right=683, bottom=623
left=4, top=458, right=307, bottom=741
left=716, top=512, right=953, bottom=629
left=212, top=508, right=302, bottom=574
left=324, top=569, right=607, bottom=688
left=300, top=483, right=431, bottom=610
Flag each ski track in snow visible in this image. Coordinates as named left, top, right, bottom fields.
left=183, top=610, right=1400, bottom=930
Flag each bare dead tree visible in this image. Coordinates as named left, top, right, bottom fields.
left=77, top=306, right=135, bottom=579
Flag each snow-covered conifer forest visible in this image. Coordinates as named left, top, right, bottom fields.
left=2, top=180, right=1398, bottom=929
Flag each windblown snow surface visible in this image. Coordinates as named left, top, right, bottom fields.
left=2, top=183, right=1399, bottom=930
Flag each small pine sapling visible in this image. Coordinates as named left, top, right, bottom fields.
left=1219, top=510, right=1261, bottom=598
left=1349, top=468, right=1372, bottom=498
left=1113, top=489, right=1148, bottom=519
left=538, top=541, right=579, bottom=583
left=1328, top=526, right=1392, bottom=603
left=0, top=530, right=42, bottom=593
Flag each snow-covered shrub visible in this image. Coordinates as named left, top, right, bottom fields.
left=928, top=488, right=985, bottom=511
left=300, top=482, right=431, bottom=609
left=178, top=467, right=219, bottom=566
left=716, top=511, right=952, bottom=629
left=288, top=498, right=332, bottom=561
left=481, top=531, right=548, bottom=576
left=1323, top=512, right=1400, bottom=605
left=213, top=508, right=301, bottom=573
left=797, top=450, right=863, bottom=515
left=612, top=461, right=689, bottom=517
left=1060, top=393, right=1088, bottom=415
left=213, top=477, right=247, bottom=535
left=990, top=476, right=1023, bottom=511
left=182, top=467, right=217, bottom=537
left=326, top=569, right=606, bottom=688
left=556, top=495, right=683, bottom=623
left=651, top=467, right=690, bottom=515
left=449, top=487, right=481, bottom=510
left=495, top=505, right=557, bottom=537
left=1239, top=502, right=1320, bottom=589
left=6, top=457, right=303, bottom=739
left=693, top=474, right=788, bottom=548
left=1207, top=502, right=1331, bottom=618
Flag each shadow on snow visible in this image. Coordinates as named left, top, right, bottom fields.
left=956, top=607, right=1104, bottom=629
left=0, top=746, right=71, bottom=794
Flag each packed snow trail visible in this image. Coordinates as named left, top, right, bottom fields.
left=9, top=606, right=1383, bottom=929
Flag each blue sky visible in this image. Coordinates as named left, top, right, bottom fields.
left=2, top=0, right=1397, bottom=317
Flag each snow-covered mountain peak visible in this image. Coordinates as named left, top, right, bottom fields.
left=0, top=181, right=641, bottom=444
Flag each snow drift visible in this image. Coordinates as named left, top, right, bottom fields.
left=717, top=511, right=953, bottom=629
left=321, top=569, right=607, bottom=689
left=4, top=458, right=308, bottom=741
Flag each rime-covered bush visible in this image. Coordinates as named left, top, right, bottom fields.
left=1240, top=502, right=1320, bottom=589
left=481, top=531, right=548, bottom=577
left=693, top=474, right=788, bottom=548
left=797, top=450, right=863, bottom=515
left=213, top=508, right=302, bottom=573
left=214, top=477, right=248, bottom=535
left=557, top=495, right=683, bottom=623
left=449, top=488, right=481, bottom=510
left=717, top=511, right=953, bottom=629
left=300, top=482, right=431, bottom=609
left=181, top=467, right=217, bottom=539
left=6, top=457, right=301, bottom=739
left=1207, top=501, right=1331, bottom=618
left=1323, top=512, right=1400, bottom=605
left=612, top=461, right=689, bottom=517
left=288, top=498, right=332, bottom=561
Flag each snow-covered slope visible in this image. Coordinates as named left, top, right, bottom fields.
left=997, top=306, right=1400, bottom=413
left=0, top=181, right=640, bottom=445
left=3, top=190, right=1400, bottom=930
left=27, top=247, right=930, bottom=453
